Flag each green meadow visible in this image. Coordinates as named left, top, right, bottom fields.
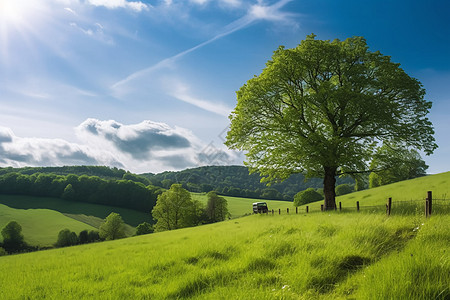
left=0, top=203, right=96, bottom=247
left=0, top=212, right=448, bottom=299
left=0, top=195, right=152, bottom=245
left=191, top=193, right=293, bottom=217
left=0, top=173, right=449, bottom=299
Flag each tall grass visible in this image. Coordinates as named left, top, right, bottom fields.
left=0, top=212, right=448, bottom=299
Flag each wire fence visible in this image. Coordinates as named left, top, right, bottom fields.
left=260, top=191, right=450, bottom=217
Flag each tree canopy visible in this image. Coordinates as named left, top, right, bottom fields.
left=1, top=221, right=26, bottom=253
left=206, top=191, right=229, bottom=222
left=226, top=34, right=437, bottom=210
left=369, top=143, right=428, bottom=188
left=152, top=184, right=202, bottom=232
left=99, top=212, right=126, bottom=240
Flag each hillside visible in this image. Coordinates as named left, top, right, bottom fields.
left=143, top=165, right=355, bottom=200
left=0, top=213, right=448, bottom=299
left=0, top=203, right=96, bottom=247
left=0, top=174, right=448, bottom=298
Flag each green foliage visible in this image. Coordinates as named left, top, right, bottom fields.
left=87, top=230, right=100, bottom=243
left=144, top=166, right=354, bottom=200
left=55, top=229, right=78, bottom=247
left=206, top=191, right=229, bottom=222
left=369, top=144, right=428, bottom=188
left=293, top=188, right=323, bottom=206
left=78, top=230, right=89, bottom=244
left=99, top=213, right=126, bottom=241
left=335, top=184, right=354, bottom=196
left=1, top=221, right=26, bottom=253
left=136, top=222, right=153, bottom=235
left=0, top=172, right=160, bottom=212
left=225, top=34, right=437, bottom=210
left=152, top=184, right=203, bottom=232
left=0, top=247, right=6, bottom=256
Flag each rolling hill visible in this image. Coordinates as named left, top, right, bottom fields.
left=0, top=173, right=448, bottom=298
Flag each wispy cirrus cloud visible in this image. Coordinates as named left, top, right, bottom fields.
left=86, top=0, right=150, bottom=12
left=111, top=0, right=296, bottom=116
left=164, top=78, right=232, bottom=117
left=112, top=0, right=296, bottom=89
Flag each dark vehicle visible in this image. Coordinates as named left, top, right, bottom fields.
left=253, top=202, right=269, bottom=213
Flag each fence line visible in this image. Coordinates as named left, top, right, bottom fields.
left=259, top=191, right=449, bottom=217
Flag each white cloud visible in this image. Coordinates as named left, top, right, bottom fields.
left=249, top=0, right=296, bottom=23
left=86, top=0, right=150, bottom=12
left=165, top=79, right=232, bottom=117
left=0, top=126, right=122, bottom=168
left=0, top=119, right=239, bottom=173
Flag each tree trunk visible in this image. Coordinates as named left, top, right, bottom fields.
left=323, top=166, right=337, bottom=210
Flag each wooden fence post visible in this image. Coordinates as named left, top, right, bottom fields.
left=278, top=209, right=281, bottom=215
left=427, top=191, right=432, bottom=216
left=272, top=209, right=274, bottom=215
left=356, top=201, right=360, bottom=212
left=306, top=206, right=309, bottom=213
left=296, top=207, right=298, bottom=214
left=387, top=197, right=392, bottom=216
left=321, top=204, right=324, bottom=212
left=425, top=200, right=429, bottom=218
left=287, top=208, right=289, bottom=214
left=339, top=202, right=342, bottom=211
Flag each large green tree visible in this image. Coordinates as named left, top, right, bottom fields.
left=226, top=35, right=437, bottom=210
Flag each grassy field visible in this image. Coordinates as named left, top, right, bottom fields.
left=0, top=195, right=153, bottom=245
left=0, top=203, right=96, bottom=247
left=0, top=212, right=448, bottom=299
left=0, top=194, right=153, bottom=227
left=191, top=193, right=293, bottom=217
left=301, top=172, right=450, bottom=213
left=0, top=174, right=449, bottom=298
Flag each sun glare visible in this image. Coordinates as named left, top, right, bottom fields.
left=0, top=0, right=28, bottom=26
left=0, top=0, right=48, bottom=60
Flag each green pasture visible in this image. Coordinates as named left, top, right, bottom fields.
left=0, top=203, right=96, bottom=247
left=191, top=193, right=293, bottom=217
left=0, top=212, right=448, bottom=299
left=0, top=194, right=152, bottom=227
left=302, top=172, right=450, bottom=213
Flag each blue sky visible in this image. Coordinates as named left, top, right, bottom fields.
left=0, top=0, right=449, bottom=174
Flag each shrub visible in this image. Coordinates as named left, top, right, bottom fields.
left=55, top=229, right=78, bottom=247
left=335, top=184, right=354, bottom=196
left=293, top=188, right=323, bottom=206
left=136, top=222, right=153, bottom=235
left=1, top=221, right=27, bottom=253
left=0, top=247, right=7, bottom=256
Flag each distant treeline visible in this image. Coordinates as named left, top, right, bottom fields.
left=143, top=165, right=355, bottom=200
left=0, top=172, right=162, bottom=212
left=0, top=166, right=130, bottom=179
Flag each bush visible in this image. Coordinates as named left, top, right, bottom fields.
left=136, top=222, right=153, bottom=235
left=293, top=188, right=323, bottom=206
left=55, top=229, right=78, bottom=247
left=1, top=221, right=27, bottom=253
left=0, top=247, right=7, bottom=256
left=88, top=230, right=101, bottom=242
left=335, top=184, right=354, bottom=196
